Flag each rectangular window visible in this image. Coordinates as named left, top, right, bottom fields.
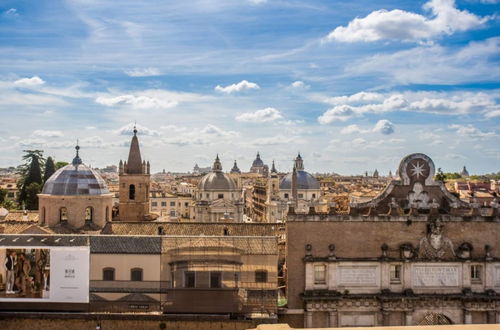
left=284, top=193, right=289, bottom=199
left=151, top=202, right=157, bottom=207
left=170, top=201, right=176, bottom=207
left=255, top=270, right=267, bottom=283
left=210, top=272, right=221, bottom=288
left=218, top=193, right=224, bottom=199
left=185, top=202, right=189, bottom=207
left=161, top=201, right=167, bottom=207
left=390, top=264, right=402, bottom=283
left=184, top=271, right=195, bottom=288
left=471, top=265, right=482, bottom=283
left=314, top=264, right=326, bottom=284
left=298, top=193, right=304, bottom=198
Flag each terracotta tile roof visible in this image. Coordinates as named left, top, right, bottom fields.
left=2, top=211, right=39, bottom=222
left=162, top=236, right=278, bottom=255
left=90, top=235, right=162, bottom=254
left=102, top=222, right=282, bottom=237
left=0, top=234, right=88, bottom=246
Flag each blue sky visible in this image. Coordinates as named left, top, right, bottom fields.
left=0, top=0, right=498, bottom=174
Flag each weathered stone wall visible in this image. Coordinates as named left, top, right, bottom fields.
left=286, top=220, right=500, bottom=309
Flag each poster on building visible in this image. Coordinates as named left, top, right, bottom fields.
left=0, top=246, right=89, bottom=303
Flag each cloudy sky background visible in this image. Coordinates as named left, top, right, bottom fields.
left=0, top=0, right=498, bottom=174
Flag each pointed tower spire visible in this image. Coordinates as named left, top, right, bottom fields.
left=231, top=160, right=241, bottom=174
left=72, top=140, right=82, bottom=165
left=212, top=154, right=223, bottom=172
left=294, top=153, right=304, bottom=171
left=271, top=160, right=277, bottom=173
left=126, top=124, right=143, bottom=174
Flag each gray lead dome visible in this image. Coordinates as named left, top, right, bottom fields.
left=279, top=171, right=320, bottom=190
left=198, top=172, right=237, bottom=191
left=42, top=163, right=109, bottom=196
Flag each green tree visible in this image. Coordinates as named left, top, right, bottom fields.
left=25, top=182, right=42, bottom=210
left=44, top=156, right=56, bottom=182
left=0, top=188, right=7, bottom=206
left=17, top=150, right=45, bottom=210
left=55, top=161, right=69, bottom=169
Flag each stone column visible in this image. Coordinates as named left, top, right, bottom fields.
left=487, top=311, right=495, bottom=324
left=464, top=310, right=472, bottom=324
left=382, top=311, right=390, bottom=326
left=405, top=311, right=413, bottom=326
left=328, top=310, right=338, bottom=327
left=305, top=311, right=313, bottom=328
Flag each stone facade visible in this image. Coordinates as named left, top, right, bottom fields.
left=285, top=153, right=500, bottom=328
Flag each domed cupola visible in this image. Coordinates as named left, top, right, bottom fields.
left=279, top=153, right=320, bottom=190
left=198, top=155, right=238, bottom=191
left=42, top=145, right=109, bottom=196
left=38, top=143, right=113, bottom=229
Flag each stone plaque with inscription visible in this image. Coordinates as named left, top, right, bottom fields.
left=412, top=265, right=460, bottom=287
left=337, top=266, right=378, bottom=286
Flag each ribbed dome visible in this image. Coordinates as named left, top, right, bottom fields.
left=198, top=172, right=237, bottom=191
left=279, top=170, right=320, bottom=190
left=42, top=163, right=109, bottom=196
left=252, top=152, right=264, bottom=167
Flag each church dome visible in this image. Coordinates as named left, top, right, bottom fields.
left=198, top=155, right=238, bottom=191
left=42, top=146, right=109, bottom=196
left=252, top=152, right=264, bottom=167
left=279, top=171, right=320, bottom=190
left=279, top=153, right=319, bottom=190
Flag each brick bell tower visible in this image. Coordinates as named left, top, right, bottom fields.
left=118, top=125, right=151, bottom=221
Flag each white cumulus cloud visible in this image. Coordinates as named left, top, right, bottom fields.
left=340, top=125, right=363, bottom=135
left=96, top=94, right=178, bottom=109
left=235, top=107, right=283, bottom=123
left=324, top=0, right=488, bottom=43
left=14, top=76, right=45, bottom=87
left=449, top=124, right=496, bottom=139
left=215, top=80, right=260, bottom=94
left=372, top=120, right=395, bottom=135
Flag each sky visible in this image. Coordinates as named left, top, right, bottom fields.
left=0, top=0, right=499, bottom=175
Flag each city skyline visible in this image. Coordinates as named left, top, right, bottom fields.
left=0, top=0, right=499, bottom=174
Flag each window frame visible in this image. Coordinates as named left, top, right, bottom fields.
left=314, top=264, right=327, bottom=285
left=390, top=264, right=402, bottom=283
left=210, top=271, right=222, bottom=288
left=103, top=267, right=115, bottom=281
left=471, top=264, right=482, bottom=283
left=131, top=267, right=143, bottom=281
left=255, top=270, right=268, bottom=283
left=184, top=271, right=196, bottom=288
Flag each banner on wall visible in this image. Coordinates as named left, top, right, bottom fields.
left=0, top=246, right=89, bottom=303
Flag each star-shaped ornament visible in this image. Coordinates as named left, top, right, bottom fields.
left=410, top=161, right=426, bottom=179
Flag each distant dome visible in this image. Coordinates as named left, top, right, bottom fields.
left=279, top=171, right=320, bottom=190
left=42, top=158, right=109, bottom=196
left=252, top=152, right=264, bottom=167
left=198, top=172, right=237, bottom=191
left=198, top=155, right=238, bottom=191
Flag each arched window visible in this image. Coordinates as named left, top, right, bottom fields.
left=103, top=267, right=115, bottom=281
left=60, top=207, right=68, bottom=222
left=255, top=270, right=268, bottom=283
left=41, top=207, right=46, bottom=225
left=131, top=268, right=143, bottom=281
left=129, top=184, right=135, bottom=200
left=105, top=206, right=109, bottom=221
left=85, top=207, right=93, bottom=222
